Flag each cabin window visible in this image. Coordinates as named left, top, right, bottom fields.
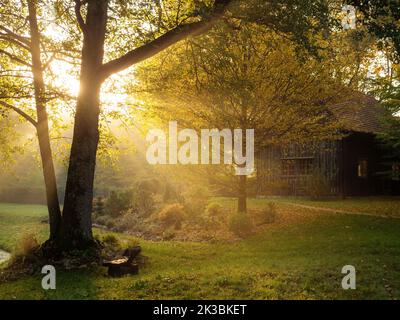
left=281, top=158, right=313, bottom=176
left=357, top=159, right=368, bottom=178
left=392, top=163, right=400, bottom=181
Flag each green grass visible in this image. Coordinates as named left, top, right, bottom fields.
left=0, top=199, right=400, bottom=299
left=267, top=196, right=400, bottom=217
left=0, top=203, right=48, bottom=252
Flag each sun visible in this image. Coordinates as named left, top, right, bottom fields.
left=49, top=59, right=80, bottom=97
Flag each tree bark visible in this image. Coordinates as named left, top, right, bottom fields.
left=27, top=0, right=62, bottom=240
left=60, top=0, right=108, bottom=249
left=58, top=0, right=231, bottom=251
left=238, top=175, right=247, bottom=213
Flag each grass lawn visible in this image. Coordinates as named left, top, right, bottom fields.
left=267, top=196, right=400, bottom=217
left=0, top=199, right=400, bottom=300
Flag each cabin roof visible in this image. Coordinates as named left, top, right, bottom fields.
left=329, top=93, right=385, bottom=133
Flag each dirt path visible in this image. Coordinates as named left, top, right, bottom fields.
left=280, top=202, right=400, bottom=219
left=0, top=249, right=10, bottom=264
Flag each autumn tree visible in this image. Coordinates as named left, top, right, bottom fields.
left=132, top=22, right=371, bottom=212
left=1, top=0, right=338, bottom=253
left=52, top=0, right=337, bottom=250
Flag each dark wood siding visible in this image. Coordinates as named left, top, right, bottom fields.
left=257, top=132, right=400, bottom=196
left=257, top=140, right=340, bottom=196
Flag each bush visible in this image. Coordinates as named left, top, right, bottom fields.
left=93, top=197, right=105, bottom=215
left=183, top=186, right=210, bottom=221
left=100, top=233, right=122, bottom=260
left=184, top=198, right=207, bottom=221
left=101, top=233, right=120, bottom=246
left=133, top=188, right=156, bottom=217
left=94, top=215, right=116, bottom=230
left=105, top=219, right=116, bottom=229
left=104, top=189, right=134, bottom=217
left=163, top=182, right=182, bottom=203
left=13, top=233, right=39, bottom=258
left=229, top=212, right=253, bottom=238
left=114, top=210, right=140, bottom=232
left=93, top=215, right=108, bottom=226
left=137, top=178, right=162, bottom=194
left=206, top=202, right=223, bottom=218
left=157, top=203, right=186, bottom=229
left=261, top=202, right=278, bottom=224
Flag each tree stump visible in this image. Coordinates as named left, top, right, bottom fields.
left=103, top=246, right=141, bottom=277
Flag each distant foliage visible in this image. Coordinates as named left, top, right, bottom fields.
left=104, top=189, right=135, bottom=217
left=181, top=186, right=210, bottom=222
left=133, top=188, right=156, bottom=217
left=163, top=182, right=182, bottom=203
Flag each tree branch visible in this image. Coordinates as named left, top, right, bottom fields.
left=74, top=0, right=88, bottom=36
left=0, top=101, right=38, bottom=127
left=0, top=49, right=32, bottom=67
left=0, top=26, right=31, bottom=46
left=101, top=0, right=232, bottom=79
left=0, top=35, right=31, bottom=51
left=42, top=52, right=57, bottom=70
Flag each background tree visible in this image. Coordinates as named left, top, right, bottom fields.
left=349, top=0, right=400, bottom=175
left=0, top=0, right=66, bottom=240
left=348, top=0, right=400, bottom=61
left=132, top=21, right=371, bottom=212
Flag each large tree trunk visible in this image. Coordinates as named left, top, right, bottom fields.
left=60, top=0, right=108, bottom=250
left=27, top=0, right=62, bottom=240
left=238, top=175, right=247, bottom=213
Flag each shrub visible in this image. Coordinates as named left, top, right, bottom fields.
left=100, top=233, right=122, bottom=260
left=206, top=202, right=223, bottom=218
left=93, top=197, right=105, bottom=215
left=94, top=215, right=116, bottom=229
left=13, top=233, right=39, bottom=258
left=137, top=178, right=162, bottom=194
left=114, top=210, right=139, bottom=232
left=184, top=198, right=207, bottom=221
left=93, top=215, right=105, bottom=225
left=157, top=203, right=186, bottom=229
left=163, top=182, right=182, bottom=203
left=133, top=188, right=155, bottom=217
left=229, top=212, right=253, bottom=238
left=101, top=233, right=120, bottom=247
left=104, top=189, right=135, bottom=217
left=162, top=229, right=176, bottom=240
left=105, top=219, right=116, bottom=229
left=261, top=202, right=278, bottom=224
left=183, top=186, right=210, bottom=221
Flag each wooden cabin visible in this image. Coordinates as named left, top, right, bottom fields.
left=256, top=95, right=400, bottom=197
